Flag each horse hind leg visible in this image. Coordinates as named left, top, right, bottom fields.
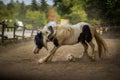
left=81, top=41, right=88, bottom=55
left=81, top=41, right=93, bottom=60
left=82, top=25, right=96, bottom=61
left=88, top=41, right=96, bottom=61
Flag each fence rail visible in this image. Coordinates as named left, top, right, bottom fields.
left=0, top=22, right=37, bottom=44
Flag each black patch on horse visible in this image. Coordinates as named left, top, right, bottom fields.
left=78, top=25, right=92, bottom=43
left=53, top=38, right=59, bottom=47
left=47, top=26, right=59, bottom=47
left=48, top=26, right=54, bottom=40
left=48, top=26, right=53, bottom=32
left=35, top=32, right=44, bottom=49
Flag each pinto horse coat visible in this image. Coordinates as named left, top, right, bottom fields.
left=33, top=22, right=107, bottom=63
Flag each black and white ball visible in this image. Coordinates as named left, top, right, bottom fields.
left=67, top=54, right=75, bottom=61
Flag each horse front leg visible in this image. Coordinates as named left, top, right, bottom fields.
left=47, top=46, right=60, bottom=62
left=38, top=46, right=59, bottom=64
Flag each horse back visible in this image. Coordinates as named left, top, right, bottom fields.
left=55, top=26, right=74, bottom=40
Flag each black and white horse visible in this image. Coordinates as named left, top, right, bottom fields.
left=33, top=22, right=107, bottom=64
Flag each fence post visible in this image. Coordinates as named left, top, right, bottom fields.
left=1, top=23, right=5, bottom=44
left=13, top=25, right=16, bottom=41
left=22, top=26, right=25, bottom=39
left=31, top=29, right=34, bottom=38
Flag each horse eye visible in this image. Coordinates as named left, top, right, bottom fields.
left=46, top=31, right=49, bottom=34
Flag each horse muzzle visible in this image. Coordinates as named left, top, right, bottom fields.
left=33, top=46, right=40, bottom=54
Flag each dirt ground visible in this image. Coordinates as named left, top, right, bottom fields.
left=0, top=36, right=120, bottom=80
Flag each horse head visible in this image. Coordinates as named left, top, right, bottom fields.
left=33, top=31, right=48, bottom=54
left=33, top=25, right=57, bottom=54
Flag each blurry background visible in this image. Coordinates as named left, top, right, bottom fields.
left=0, top=0, right=119, bottom=28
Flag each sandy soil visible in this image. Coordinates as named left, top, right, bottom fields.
left=0, top=37, right=120, bottom=80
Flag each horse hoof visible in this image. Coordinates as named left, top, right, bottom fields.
left=91, top=58, right=96, bottom=62
left=37, top=59, right=46, bottom=64
left=89, top=56, right=96, bottom=62
left=91, top=57, right=96, bottom=62
left=36, top=61, right=40, bottom=65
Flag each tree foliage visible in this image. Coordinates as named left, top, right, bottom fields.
left=0, top=1, right=9, bottom=21
left=0, top=0, right=51, bottom=28
left=31, top=0, right=39, bottom=11
left=53, top=0, right=120, bottom=26
left=53, top=0, right=73, bottom=16
left=26, top=10, right=47, bottom=27
left=85, top=0, right=120, bottom=25
left=53, top=0, right=87, bottom=24
left=40, top=0, right=48, bottom=12
left=0, top=0, right=119, bottom=27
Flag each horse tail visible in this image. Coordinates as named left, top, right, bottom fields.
left=94, top=30, right=108, bottom=58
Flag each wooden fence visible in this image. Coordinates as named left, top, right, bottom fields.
left=0, top=21, right=37, bottom=44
